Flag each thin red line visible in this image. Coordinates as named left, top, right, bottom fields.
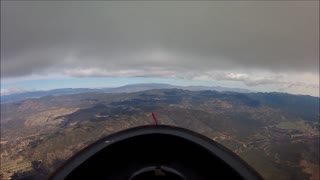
left=152, top=112, right=158, bottom=125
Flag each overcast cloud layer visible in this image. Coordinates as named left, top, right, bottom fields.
left=1, top=1, right=319, bottom=96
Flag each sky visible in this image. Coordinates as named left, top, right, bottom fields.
left=1, top=1, right=319, bottom=96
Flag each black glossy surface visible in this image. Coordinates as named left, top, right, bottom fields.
left=51, top=125, right=262, bottom=180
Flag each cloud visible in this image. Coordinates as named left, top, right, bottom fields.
left=194, top=71, right=319, bottom=88
left=63, top=67, right=319, bottom=94
left=1, top=87, right=29, bottom=96
left=63, top=67, right=177, bottom=78
left=1, top=1, right=319, bottom=96
left=212, top=72, right=285, bottom=86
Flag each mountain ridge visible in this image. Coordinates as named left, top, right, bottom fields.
left=2, top=83, right=318, bottom=104
left=1, top=83, right=252, bottom=104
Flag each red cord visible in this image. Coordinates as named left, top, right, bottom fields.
left=152, top=112, right=158, bottom=125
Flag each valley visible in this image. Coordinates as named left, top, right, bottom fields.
left=1, top=89, right=319, bottom=180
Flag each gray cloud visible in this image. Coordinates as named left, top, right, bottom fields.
left=1, top=1, right=319, bottom=93
left=208, top=72, right=318, bottom=89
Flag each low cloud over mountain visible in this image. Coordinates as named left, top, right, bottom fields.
left=1, top=1, right=319, bottom=96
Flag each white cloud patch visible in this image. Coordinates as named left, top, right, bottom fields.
left=193, top=71, right=319, bottom=87
left=1, top=87, right=29, bottom=95
left=61, top=67, right=320, bottom=95
left=193, top=71, right=319, bottom=96
left=62, top=67, right=179, bottom=78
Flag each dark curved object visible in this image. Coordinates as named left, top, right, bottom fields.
left=50, top=125, right=262, bottom=180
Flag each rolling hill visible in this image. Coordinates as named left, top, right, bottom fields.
left=1, top=88, right=319, bottom=180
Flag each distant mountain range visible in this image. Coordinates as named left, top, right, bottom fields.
left=0, top=83, right=252, bottom=104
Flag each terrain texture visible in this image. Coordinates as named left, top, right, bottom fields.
left=1, top=88, right=319, bottom=180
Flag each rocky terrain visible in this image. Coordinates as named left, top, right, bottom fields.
left=1, top=89, right=319, bottom=180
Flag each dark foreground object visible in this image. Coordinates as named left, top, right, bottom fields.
left=50, top=125, right=262, bottom=180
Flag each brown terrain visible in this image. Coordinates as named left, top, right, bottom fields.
left=1, top=89, right=319, bottom=180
